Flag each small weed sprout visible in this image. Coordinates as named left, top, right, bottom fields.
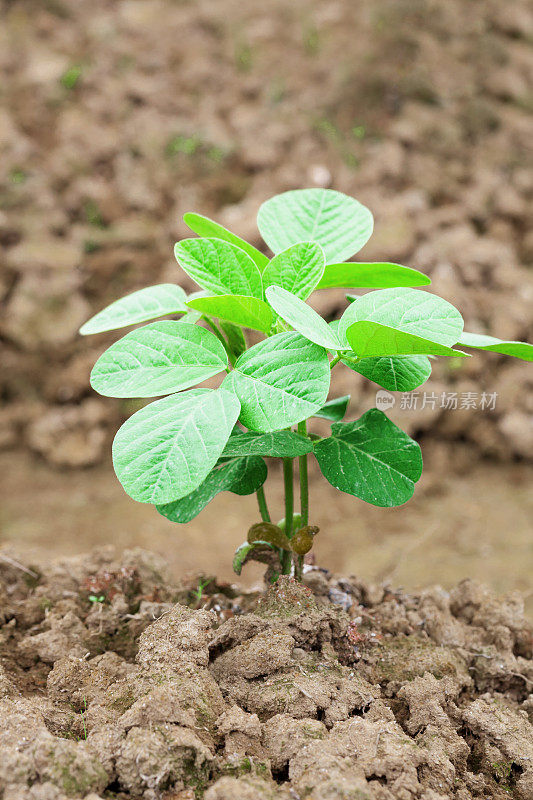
left=191, top=578, right=212, bottom=608
left=80, top=189, right=533, bottom=581
left=88, top=594, right=105, bottom=605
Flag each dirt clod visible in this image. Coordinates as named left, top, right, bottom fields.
left=0, top=548, right=531, bottom=798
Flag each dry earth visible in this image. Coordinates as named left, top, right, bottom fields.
left=0, top=547, right=532, bottom=799
left=1, top=0, right=532, bottom=467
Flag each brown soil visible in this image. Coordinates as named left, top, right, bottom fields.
left=1, top=0, right=532, bottom=464
left=0, top=547, right=532, bottom=799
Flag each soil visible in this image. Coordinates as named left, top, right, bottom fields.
left=0, top=547, right=532, bottom=800
left=1, top=0, right=532, bottom=464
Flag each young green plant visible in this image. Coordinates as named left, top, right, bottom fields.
left=81, top=189, right=533, bottom=580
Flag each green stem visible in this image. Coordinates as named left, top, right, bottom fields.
left=330, top=353, right=342, bottom=370
left=256, top=486, right=271, bottom=523
left=297, top=421, right=309, bottom=527
left=203, top=316, right=236, bottom=366
left=295, top=420, right=310, bottom=582
left=281, top=458, right=294, bottom=575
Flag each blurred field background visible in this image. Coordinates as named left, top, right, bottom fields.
left=0, top=0, right=532, bottom=606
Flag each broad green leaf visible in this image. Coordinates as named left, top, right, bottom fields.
left=222, top=332, right=330, bottom=432
left=222, top=428, right=313, bottom=457
left=219, top=320, right=247, bottom=358
left=187, top=294, right=273, bottom=334
left=346, top=321, right=469, bottom=358
left=343, top=355, right=432, bottom=391
left=90, top=322, right=227, bottom=398
left=156, top=455, right=267, bottom=524
left=314, top=409, right=422, bottom=507
left=258, top=189, right=373, bottom=264
left=232, top=540, right=274, bottom=576
left=313, top=395, right=350, bottom=422
left=338, top=288, right=464, bottom=347
left=183, top=212, right=268, bottom=270
left=318, top=262, right=431, bottom=289
left=227, top=456, right=268, bottom=494
left=459, top=332, right=533, bottom=362
left=265, top=286, right=342, bottom=349
left=262, top=242, right=325, bottom=300
left=174, top=238, right=263, bottom=299
left=80, top=284, right=187, bottom=335
left=112, top=388, right=240, bottom=504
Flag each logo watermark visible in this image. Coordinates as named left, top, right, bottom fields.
left=376, top=390, right=498, bottom=411
left=375, top=390, right=395, bottom=410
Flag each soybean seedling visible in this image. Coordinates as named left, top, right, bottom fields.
left=80, top=188, right=533, bottom=581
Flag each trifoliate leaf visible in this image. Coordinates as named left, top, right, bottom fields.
left=313, top=395, right=350, bottom=422
left=265, top=285, right=342, bottom=349
left=174, top=238, right=263, bottom=299
left=339, top=288, right=463, bottom=346
left=257, top=188, right=373, bottom=263
left=112, top=388, right=240, bottom=504
left=222, top=332, right=330, bottom=432
left=222, top=428, right=313, bottom=457
left=343, top=355, right=432, bottom=391
left=345, top=321, right=469, bottom=358
left=314, top=409, right=422, bottom=507
left=318, top=262, right=430, bottom=289
left=187, top=294, right=273, bottom=334
left=183, top=212, right=268, bottom=270
left=80, top=284, right=187, bottom=335
left=262, top=242, right=325, bottom=300
left=90, top=322, right=228, bottom=398
left=156, top=455, right=267, bottom=523
left=459, top=332, right=533, bottom=361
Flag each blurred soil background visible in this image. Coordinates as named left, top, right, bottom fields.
left=0, top=0, right=532, bottom=606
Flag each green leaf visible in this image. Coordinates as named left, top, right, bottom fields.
left=343, top=355, right=432, bottom=391
left=262, top=242, right=325, bottom=300
left=227, top=456, right=268, bottom=494
left=313, top=395, right=350, bottom=422
left=265, top=285, right=342, bottom=349
left=174, top=238, right=263, bottom=299
left=187, top=294, right=273, bottom=334
left=222, top=428, right=313, bottom=457
left=258, top=189, right=373, bottom=264
left=183, top=212, right=268, bottom=270
left=318, top=262, right=431, bottom=289
left=80, top=284, right=187, bottom=335
left=459, top=332, right=533, bottom=362
left=222, top=332, right=330, bottom=432
left=314, top=409, right=422, bottom=507
left=339, top=288, right=464, bottom=347
left=90, top=322, right=228, bottom=398
left=219, top=320, right=247, bottom=358
left=156, top=455, right=267, bottom=523
left=345, top=321, right=469, bottom=358
left=112, top=388, right=240, bottom=504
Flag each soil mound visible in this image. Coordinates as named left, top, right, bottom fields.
left=0, top=547, right=531, bottom=799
